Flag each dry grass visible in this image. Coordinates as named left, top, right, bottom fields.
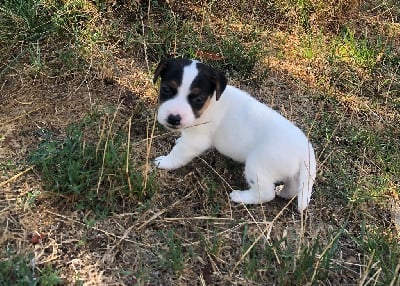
left=1, top=0, right=399, bottom=285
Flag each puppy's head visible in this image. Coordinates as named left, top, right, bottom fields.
left=153, top=58, right=227, bottom=130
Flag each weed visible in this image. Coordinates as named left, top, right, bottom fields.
left=28, top=111, right=156, bottom=217
left=0, top=0, right=54, bottom=43
left=202, top=176, right=223, bottom=214
left=0, top=250, right=61, bottom=286
left=27, top=41, right=43, bottom=76
left=241, top=224, right=264, bottom=280
left=331, top=26, right=382, bottom=69
left=0, top=0, right=107, bottom=78
left=352, top=222, right=400, bottom=285
left=0, top=160, right=18, bottom=174
left=236, top=224, right=346, bottom=284
left=294, top=0, right=313, bottom=30
left=206, top=233, right=223, bottom=257
left=160, top=229, right=186, bottom=274
left=23, top=189, right=41, bottom=208
left=218, top=31, right=263, bottom=78
left=300, top=33, right=322, bottom=60
left=56, top=46, right=86, bottom=72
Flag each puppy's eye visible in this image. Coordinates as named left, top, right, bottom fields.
left=160, top=86, right=175, bottom=101
left=191, top=95, right=206, bottom=105
left=161, top=86, right=172, bottom=94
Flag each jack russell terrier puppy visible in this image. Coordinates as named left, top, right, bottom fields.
left=153, top=58, right=316, bottom=212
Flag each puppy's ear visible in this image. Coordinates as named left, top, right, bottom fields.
left=213, top=71, right=228, bottom=101
left=153, top=59, right=168, bottom=84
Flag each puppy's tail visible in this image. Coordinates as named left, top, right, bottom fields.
left=297, top=142, right=317, bottom=212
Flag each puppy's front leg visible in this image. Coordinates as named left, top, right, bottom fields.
left=155, top=135, right=210, bottom=170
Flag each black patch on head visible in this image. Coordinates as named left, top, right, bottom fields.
left=188, top=88, right=209, bottom=112
left=153, top=58, right=192, bottom=85
left=187, top=62, right=227, bottom=116
left=153, top=58, right=192, bottom=103
left=158, top=84, right=176, bottom=103
left=153, top=58, right=228, bottom=112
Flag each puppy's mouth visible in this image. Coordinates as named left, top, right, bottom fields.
left=163, top=121, right=212, bottom=130
left=163, top=122, right=184, bottom=130
left=165, top=124, right=182, bottom=130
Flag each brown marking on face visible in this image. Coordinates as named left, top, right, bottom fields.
left=191, top=87, right=201, bottom=95
left=188, top=86, right=213, bottom=118
left=193, top=95, right=212, bottom=118
left=167, top=80, right=178, bottom=89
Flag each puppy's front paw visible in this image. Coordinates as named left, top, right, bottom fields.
left=229, top=189, right=274, bottom=204
left=230, top=190, right=246, bottom=203
left=154, top=155, right=181, bottom=170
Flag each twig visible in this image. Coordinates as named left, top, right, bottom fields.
left=389, top=259, right=400, bottom=286
left=230, top=196, right=295, bottom=276
left=136, top=190, right=194, bottom=230
left=231, top=222, right=272, bottom=275
left=164, top=216, right=234, bottom=221
left=141, top=0, right=151, bottom=73
left=309, top=228, right=343, bottom=283
left=143, top=111, right=157, bottom=191
left=96, top=103, right=121, bottom=193
left=198, top=157, right=234, bottom=218
left=359, top=249, right=375, bottom=286
left=0, top=167, right=34, bottom=188
left=126, top=116, right=133, bottom=192
left=0, top=108, right=44, bottom=127
left=45, top=210, right=150, bottom=248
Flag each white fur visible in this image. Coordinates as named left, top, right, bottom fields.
left=155, top=61, right=316, bottom=212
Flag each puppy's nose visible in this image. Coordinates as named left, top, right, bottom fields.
left=167, top=114, right=181, bottom=126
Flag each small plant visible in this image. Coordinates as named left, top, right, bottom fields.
left=352, top=224, right=400, bottom=285
left=0, top=251, right=61, bottom=286
left=332, top=27, right=382, bottom=69
left=28, top=111, right=155, bottom=217
left=294, top=0, right=313, bottom=30
left=159, top=230, right=186, bottom=274
left=218, top=32, right=263, bottom=78
left=0, top=0, right=54, bottom=43
left=240, top=225, right=262, bottom=280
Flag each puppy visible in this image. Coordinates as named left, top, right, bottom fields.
left=153, top=58, right=316, bottom=212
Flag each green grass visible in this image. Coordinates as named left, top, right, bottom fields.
left=0, top=251, right=61, bottom=286
left=353, top=224, right=400, bottom=285
left=28, top=110, right=156, bottom=217
left=332, top=26, right=383, bottom=69
left=0, top=0, right=111, bottom=78
left=159, top=229, right=187, bottom=275
left=234, top=223, right=343, bottom=284
left=0, top=0, right=54, bottom=42
left=1, top=0, right=265, bottom=79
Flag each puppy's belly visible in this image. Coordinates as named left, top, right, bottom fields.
left=213, top=136, right=252, bottom=163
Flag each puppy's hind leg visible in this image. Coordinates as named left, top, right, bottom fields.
left=296, top=145, right=317, bottom=212
left=277, top=174, right=300, bottom=199
left=230, top=159, right=276, bottom=204
left=276, top=165, right=316, bottom=212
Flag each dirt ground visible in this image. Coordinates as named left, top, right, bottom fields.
left=1, top=59, right=397, bottom=285
left=1, top=1, right=400, bottom=285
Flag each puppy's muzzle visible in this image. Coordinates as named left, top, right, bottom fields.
left=167, top=114, right=182, bottom=129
